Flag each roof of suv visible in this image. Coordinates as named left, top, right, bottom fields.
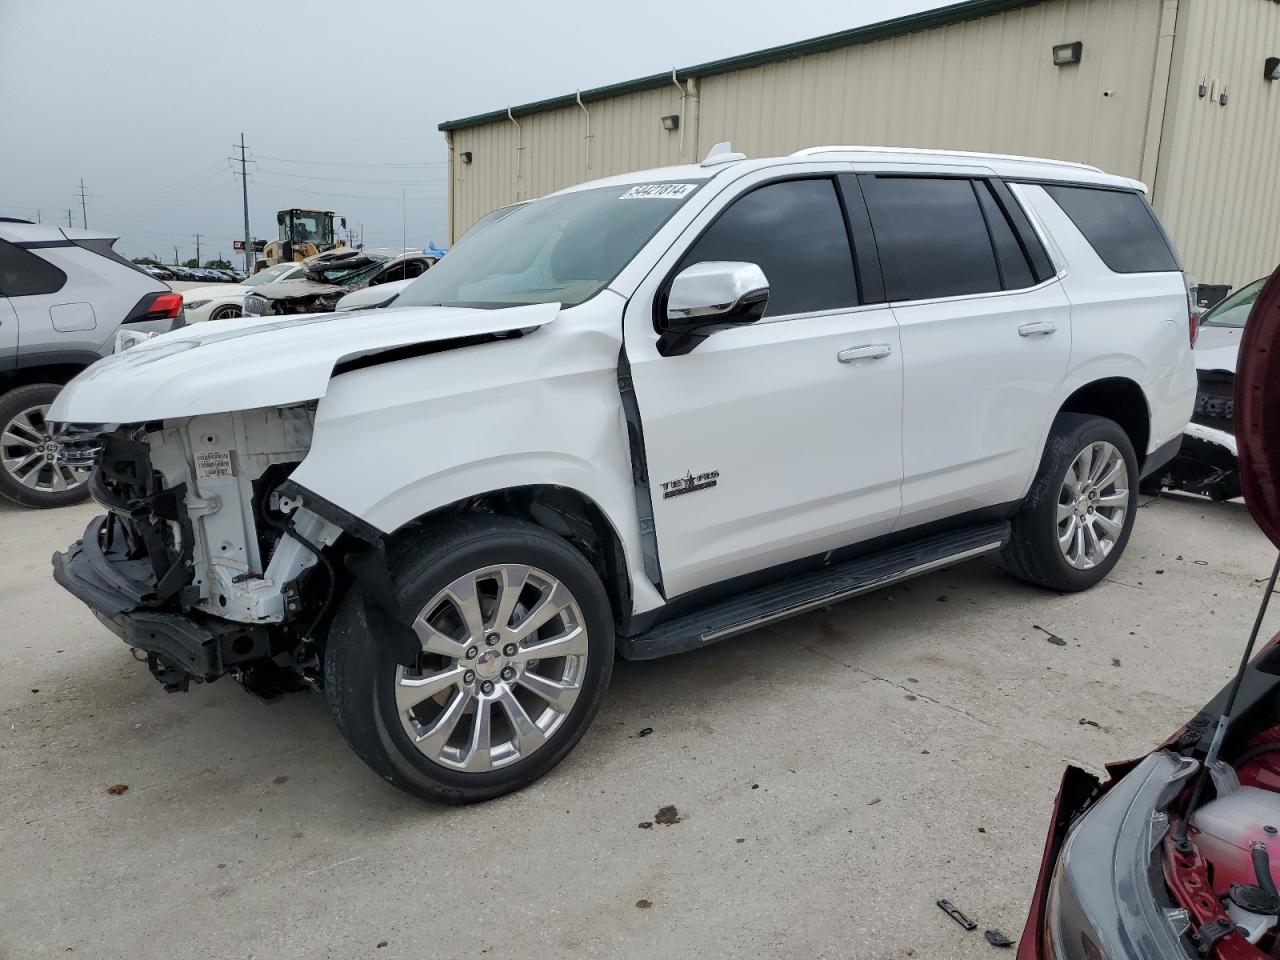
left=0, top=220, right=123, bottom=244
left=553, top=144, right=1144, bottom=198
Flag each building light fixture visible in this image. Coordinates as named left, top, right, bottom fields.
left=1052, top=41, right=1083, bottom=66
left=661, top=114, right=681, bottom=131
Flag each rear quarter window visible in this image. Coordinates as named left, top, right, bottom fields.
left=1043, top=185, right=1179, bottom=274
left=0, top=238, right=67, bottom=296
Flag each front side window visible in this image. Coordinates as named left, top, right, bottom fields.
left=0, top=239, right=67, bottom=297
left=397, top=182, right=701, bottom=309
left=675, top=178, right=858, bottom=318
left=861, top=176, right=1001, bottom=302
left=1043, top=185, right=1179, bottom=274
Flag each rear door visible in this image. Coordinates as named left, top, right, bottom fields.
left=858, top=173, right=1071, bottom=528
left=624, top=168, right=904, bottom=598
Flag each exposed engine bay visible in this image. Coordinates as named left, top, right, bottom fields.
left=52, top=405, right=346, bottom=698
left=1164, top=731, right=1280, bottom=957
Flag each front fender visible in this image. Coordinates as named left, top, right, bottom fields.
left=286, top=319, right=663, bottom=615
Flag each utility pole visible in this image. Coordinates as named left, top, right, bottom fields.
left=193, top=233, right=203, bottom=266
left=173, top=245, right=179, bottom=266
left=67, top=209, right=73, bottom=228
left=230, top=133, right=253, bottom=274
left=76, top=178, right=88, bottom=228
left=35, top=208, right=41, bottom=224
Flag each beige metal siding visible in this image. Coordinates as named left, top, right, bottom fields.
left=697, top=0, right=1163, bottom=177
left=447, top=85, right=690, bottom=240
left=445, top=0, right=1170, bottom=239
left=1153, top=0, right=1280, bottom=287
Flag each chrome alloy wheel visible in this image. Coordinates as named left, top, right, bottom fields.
left=1057, top=440, right=1129, bottom=570
left=395, top=564, right=589, bottom=772
left=0, top=403, right=91, bottom=495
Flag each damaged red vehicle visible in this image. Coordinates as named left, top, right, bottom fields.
left=1018, top=267, right=1280, bottom=960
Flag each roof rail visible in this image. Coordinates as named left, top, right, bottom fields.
left=790, top=145, right=1103, bottom=173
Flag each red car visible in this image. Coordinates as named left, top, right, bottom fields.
left=1019, top=268, right=1280, bottom=959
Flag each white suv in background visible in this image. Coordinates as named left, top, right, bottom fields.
left=48, top=145, right=1196, bottom=803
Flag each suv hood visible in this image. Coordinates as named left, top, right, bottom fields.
left=48, top=302, right=560, bottom=425
left=1237, top=268, right=1280, bottom=547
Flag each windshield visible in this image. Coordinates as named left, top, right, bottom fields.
left=396, top=181, right=702, bottom=309
left=245, top=262, right=299, bottom=286
left=305, top=255, right=390, bottom=287
left=1201, top=278, right=1266, bottom=329
left=279, top=211, right=334, bottom=246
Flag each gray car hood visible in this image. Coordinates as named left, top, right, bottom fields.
left=48, top=303, right=560, bottom=424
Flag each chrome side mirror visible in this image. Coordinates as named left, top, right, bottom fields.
left=660, top=261, right=769, bottom=356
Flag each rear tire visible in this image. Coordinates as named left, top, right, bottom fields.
left=0, top=384, right=92, bottom=509
left=325, top=515, right=615, bottom=804
left=1003, top=413, right=1139, bottom=592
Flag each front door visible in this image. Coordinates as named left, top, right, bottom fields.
left=625, top=172, right=904, bottom=599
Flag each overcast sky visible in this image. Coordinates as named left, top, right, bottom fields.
left=0, top=0, right=934, bottom=263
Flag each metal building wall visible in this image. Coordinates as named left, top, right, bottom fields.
left=696, top=0, right=1164, bottom=179
left=444, top=0, right=1170, bottom=240
left=1152, top=0, right=1280, bottom=288
left=446, top=85, right=691, bottom=240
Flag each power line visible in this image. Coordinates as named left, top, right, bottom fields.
left=251, top=152, right=445, bottom=168
left=250, top=176, right=446, bottom=202
left=253, top=166, right=445, bottom=186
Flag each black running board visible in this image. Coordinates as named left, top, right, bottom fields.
left=618, top=521, right=1009, bottom=660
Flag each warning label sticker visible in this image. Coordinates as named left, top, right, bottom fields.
left=618, top=183, right=697, bottom=200
left=195, top=449, right=234, bottom=480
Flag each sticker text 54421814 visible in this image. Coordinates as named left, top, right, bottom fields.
left=619, top=183, right=698, bottom=200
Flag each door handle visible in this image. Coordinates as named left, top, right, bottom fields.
left=837, top=343, right=892, bottom=363
left=1018, top=321, right=1057, bottom=337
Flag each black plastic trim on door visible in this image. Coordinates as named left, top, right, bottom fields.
left=836, top=174, right=886, bottom=305
left=616, top=347, right=665, bottom=598
left=988, top=178, right=1055, bottom=283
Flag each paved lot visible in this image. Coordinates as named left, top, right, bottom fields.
left=2, top=493, right=1277, bottom=959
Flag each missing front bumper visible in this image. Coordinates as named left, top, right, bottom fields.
left=52, top=516, right=268, bottom=692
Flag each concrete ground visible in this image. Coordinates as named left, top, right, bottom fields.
left=2, top=493, right=1276, bottom=960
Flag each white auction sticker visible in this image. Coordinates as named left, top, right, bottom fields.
left=195, top=449, right=234, bottom=480
left=618, top=183, right=697, bottom=200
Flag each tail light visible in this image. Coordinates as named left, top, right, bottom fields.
left=123, top=291, right=186, bottom=326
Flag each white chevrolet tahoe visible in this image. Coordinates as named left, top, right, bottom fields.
left=49, top=145, right=1196, bottom=803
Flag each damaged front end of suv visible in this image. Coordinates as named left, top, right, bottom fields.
left=52, top=405, right=341, bottom=698
left=46, top=299, right=561, bottom=703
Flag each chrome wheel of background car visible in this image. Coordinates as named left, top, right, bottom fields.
left=210, top=304, right=243, bottom=321
left=0, top=403, right=91, bottom=495
left=1057, top=441, right=1129, bottom=570
left=395, top=564, right=589, bottom=772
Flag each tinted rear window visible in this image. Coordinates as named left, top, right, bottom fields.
left=860, top=176, right=1001, bottom=301
left=1043, top=185, right=1179, bottom=274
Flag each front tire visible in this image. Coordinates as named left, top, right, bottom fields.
left=325, top=516, right=615, bottom=804
left=208, top=303, right=243, bottom=322
left=1003, top=413, right=1139, bottom=592
left=0, top=384, right=92, bottom=509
